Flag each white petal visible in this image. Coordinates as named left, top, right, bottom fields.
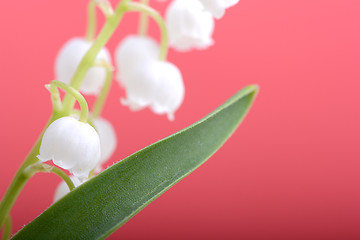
left=165, top=0, right=214, bottom=51
left=121, top=60, right=162, bottom=111
left=198, top=0, right=239, bottom=19
left=93, top=117, right=117, bottom=165
left=55, top=37, right=112, bottom=95
left=121, top=60, right=184, bottom=120
left=150, top=61, right=184, bottom=121
left=38, top=116, right=101, bottom=178
left=115, top=35, right=159, bottom=87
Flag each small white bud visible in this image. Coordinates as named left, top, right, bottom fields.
left=55, top=37, right=112, bottom=95
left=93, top=117, right=117, bottom=165
left=121, top=60, right=185, bottom=121
left=198, top=0, right=239, bottom=19
left=37, top=116, right=101, bottom=179
left=53, top=176, right=82, bottom=202
left=165, top=0, right=214, bottom=51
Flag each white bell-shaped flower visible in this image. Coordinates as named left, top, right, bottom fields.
left=121, top=60, right=185, bottom=121
left=93, top=117, right=117, bottom=165
left=165, top=0, right=214, bottom=51
left=53, top=176, right=82, bottom=202
left=37, top=116, right=101, bottom=179
left=55, top=37, right=112, bottom=95
left=198, top=0, right=239, bottom=19
left=115, top=35, right=159, bottom=86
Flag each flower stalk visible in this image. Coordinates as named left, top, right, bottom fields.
left=1, top=215, right=11, bottom=240
left=91, top=60, right=114, bottom=118
left=138, top=0, right=149, bottom=36
left=86, top=0, right=97, bottom=41
left=62, top=0, right=128, bottom=113
left=127, top=1, right=168, bottom=61
left=0, top=0, right=168, bottom=231
left=0, top=115, right=52, bottom=228
left=50, top=81, right=89, bottom=123
left=23, top=163, right=75, bottom=191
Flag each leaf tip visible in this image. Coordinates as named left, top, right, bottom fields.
left=242, top=84, right=259, bottom=96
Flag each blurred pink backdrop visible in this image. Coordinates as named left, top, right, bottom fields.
left=0, top=0, right=359, bottom=239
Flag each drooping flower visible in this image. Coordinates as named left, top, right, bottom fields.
left=121, top=60, right=185, bottom=121
left=37, top=116, right=101, bottom=179
left=93, top=117, right=117, bottom=166
left=165, top=0, right=214, bottom=51
left=198, top=0, right=239, bottom=19
left=114, top=35, right=159, bottom=86
left=53, top=176, right=82, bottom=202
left=55, top=37, right=112, bottom=95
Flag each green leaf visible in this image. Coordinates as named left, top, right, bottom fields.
left=12, top=85, right=258, bottom=240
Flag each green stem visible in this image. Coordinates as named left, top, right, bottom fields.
left=0, top=0, right=130, bottom=227
left=92, top=60, right=113, bottom=118
left=97, top=0, right=114, bottom=17
left=0, top=112, right=62, bottom=229
left=50, top=167, right=75, bottom=191
left=2, top=215, right=11, bottom=240
left=0, top=172, right=28, bottom=230
left=62, top=0, right=129, bottom=113
left=138, top=0, right=149, bottom=36
left=1, top=0, right=161, bottom=227
left=47, top=84, right=62, bottom=112
left=50, top=81, right=89, bottom=123
left=127, top=1, right=168, bottom=61
left=86, top=0, right=97, bottom=41
left=23, top=163, right=75, bottom=191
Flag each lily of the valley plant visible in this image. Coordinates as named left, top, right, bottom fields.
left=0, top=0, right=256, bottom=239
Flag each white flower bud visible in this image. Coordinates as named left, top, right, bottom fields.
left=53, top=176, right=82, bottom=203
left=93, top=117, right=117, bottom=165
left=165, top=0, right=214, bottom=51
left=37, top=116, right=101, bottom=179
left=55, top=37, right=112, bottom=95
left=115, top=35, right=159, bottom=86
left=198, top=0, right=239, bottom=19
left=121, top=60, right=185, bottom=121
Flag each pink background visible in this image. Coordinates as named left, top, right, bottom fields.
left=1, top=0, right=359, bottom=239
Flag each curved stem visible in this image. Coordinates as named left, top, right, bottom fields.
left=92, top=60, right=113, bottom=118
left=86, top=0, right=115, bottom=41
left=23, top=163, right=75, bottom=191
left=45, top=84, right=62, bottom=111
left=50, top=81, right=89, bottom=123
left=86, top=0, right=97, bottom=41
left=1, top=215, right=11, bottom=240
left=96, top=0, right=114, bottom=17
left=138, top=0, right=149, bottom=36
left=126, top=2, right=168, bottom=61
left=50, top=167, right=75, bottom=191
left=0, top=0, right=141, bottom=231
left=0, top=0, right=146, bottom=230
left=62, top=0, right=129, bottom=113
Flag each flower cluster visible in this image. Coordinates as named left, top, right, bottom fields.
left=36, top=0, right=239, bottom=201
